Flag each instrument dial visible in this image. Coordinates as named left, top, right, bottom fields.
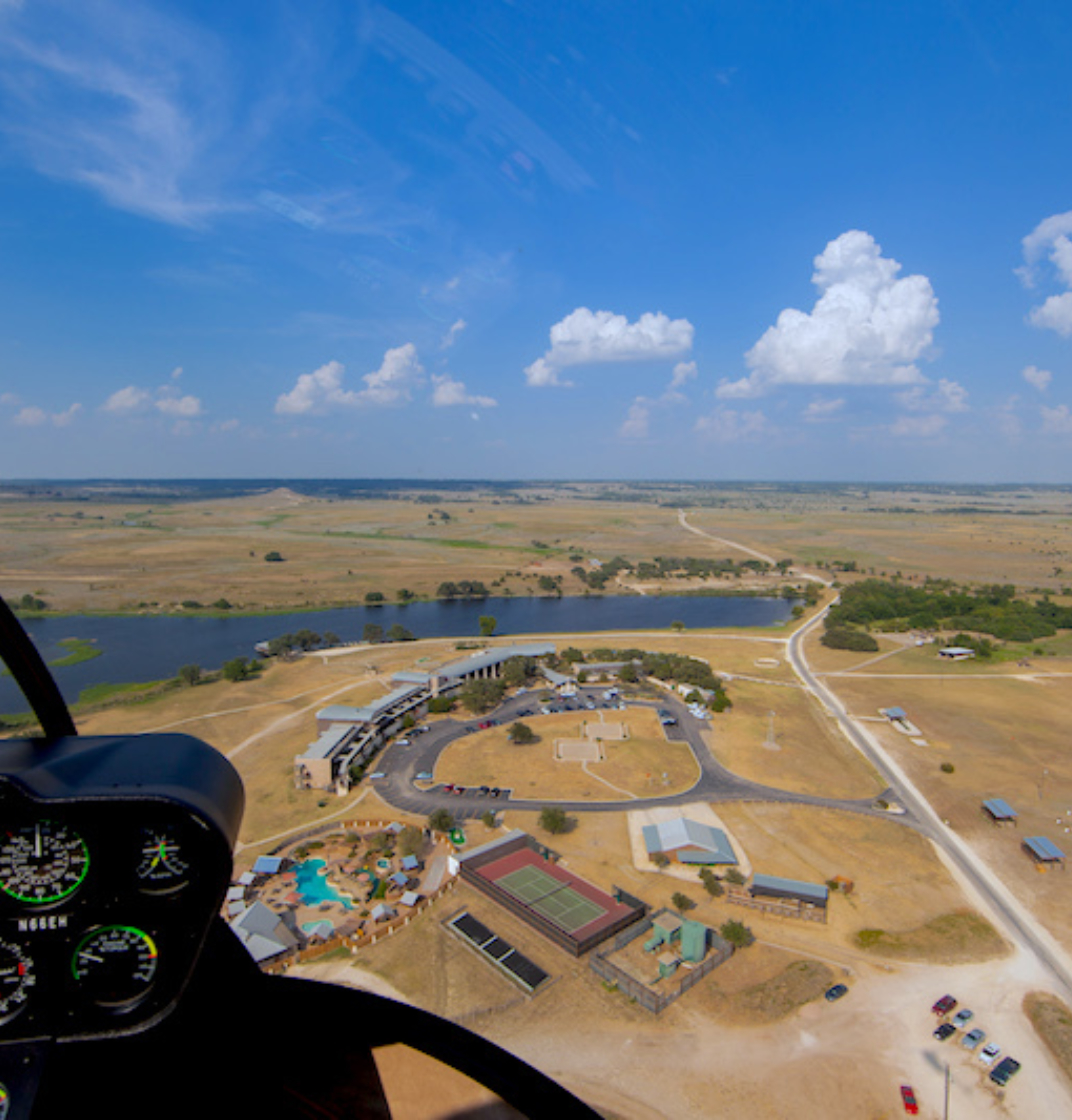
left=136, top=826, right=189, bottom=893
left=71, top=926, right=159, bottom=1008
left=0, top=940, right=35, bottom=1024
left=0, top=822, right=89, bottom=905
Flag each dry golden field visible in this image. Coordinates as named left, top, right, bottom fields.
left=435, top=706, right=700, bottom=800
left=10, top=481, right=1072, bottom=615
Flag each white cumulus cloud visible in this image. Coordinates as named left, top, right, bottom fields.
left=275, top=345, right=425, bottom=415
left=102, top=380, right=202, bottom=418
left=525, top=307, right=694, bottom=387
left=1020, top=211, right=1072, bottom=337
left=619, top=398, right=652, bottom=440
left=718, top=230, right=939, bottom=398
left=13, top=402, right=81, bottom=427
left=1022, top=365, right=1053, bottom=393
left=430, top=374, right=496, bottom=408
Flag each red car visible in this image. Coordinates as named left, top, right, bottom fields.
left=900, top=1085, right=919, bottom=1115
left=931, top=994, right=956, bottom=1015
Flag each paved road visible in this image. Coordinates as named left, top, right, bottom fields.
left=373, top=685, right=903, bottom=825
left=787, top=599, right=1072, bottom=1001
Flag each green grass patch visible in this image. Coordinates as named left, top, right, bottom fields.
left=49, top=637, right=103, bottom=668
left=1025, top=991, right=1072, bottom=1086
left=853, top=910, right=1007, bottom=963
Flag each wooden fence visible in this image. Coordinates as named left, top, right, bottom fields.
left=589, top=911, right=733, bottom=1014
left=725, top=886, right=827, bottom=923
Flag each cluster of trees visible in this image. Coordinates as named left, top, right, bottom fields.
left=263, top=629, right=340, bottom=656
left=571, top=556, right=632, bottom=590
left=582, top=646, right=728, bottom=703
left=436, top=580, right=489, bottom=599
left=12, top=593, right=48, bottom=612
left=363, top=623, right=415, bottom=643
left=826, top=577, right=1072, bottom=644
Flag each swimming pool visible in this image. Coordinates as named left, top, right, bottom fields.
left=293, top=859, right=353, bottom=909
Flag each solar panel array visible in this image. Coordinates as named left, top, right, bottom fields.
left=448, top=911, right=549, bottom=992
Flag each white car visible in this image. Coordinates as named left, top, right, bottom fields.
left=979, top=1042, right=1001, bottom=1066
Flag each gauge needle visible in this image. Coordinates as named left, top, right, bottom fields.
left=34, top=825, right=41, bottom=858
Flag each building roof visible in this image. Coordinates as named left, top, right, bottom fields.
left=642, top=819, right=738, bottom=863
left=300, top=722, right=356, bottom=761
left=229, top=901, right=300, bottom=962
left=751, top=873, right=829, bottom=903
left=401, top=854, right=420, bottom=870
left=1024, top=836, right=1065, bottom=861
left=983, top=798, right=1018, bottom=820
left=457, top=828, right=530, bottom=864
left=399, top=890, right=420, bottom=907
left=315, top=684, right=425, bottom=727
left=884, top=706, right=907, bottom=720
left=434, top=643, right=556, bottom=681
left=252, top=856, right=284, bottom=875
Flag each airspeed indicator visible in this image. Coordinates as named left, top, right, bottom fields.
left=0, top=822, right=89, bottom=905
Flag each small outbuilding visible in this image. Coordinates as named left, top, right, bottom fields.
left=750, top=873, right=829, bottom=909
left=1023, top=836, right=1066, bottom=869
left=938, top=646, right=976, bottom=660
left=982, top=798, right=1018, bottom=826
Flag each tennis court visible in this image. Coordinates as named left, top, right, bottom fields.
left=495, top=864, right=608, bottom=934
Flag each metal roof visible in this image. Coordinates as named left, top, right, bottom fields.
left=751, top=873, right=829, bottom=903
left=435, top=643, right=556, bottom=680
left=982, top=798, right=1018, bottom=819
left=642, top=819, right=737, bottom=863
left=1024, top=836, right=1065, bottom=861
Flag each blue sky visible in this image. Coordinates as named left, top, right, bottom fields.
left=1, top=0, right=1071, bottom=482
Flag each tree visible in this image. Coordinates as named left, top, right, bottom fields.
left=363, top=623, right=384, bottom=644
left=264, top=551, right=284, bottom=562
left=460, top=677, right=505, bottom=714
left=724, top=867, right=746, bottom=886
left=364, top=591, right=385, bottom=604
left=388, top=623, right=415, bottom=642
left=398, top=825, right=423, bottom=857
left=538, top=806, right=570, bottom=834
left=508, top=721, right=536, bottom=744
left=699, top=868, right=723, bottom=897
left=478, top=614, right=497, bottom=637
left=222, top=657, right=253, bottom=682
left=428, top=808, right=454, bottom=833
left=719, top=919, right=755, bottom=949
left=671, top=892, right=696, bottom=913
left=618, top=662, right=638, bottom=684
left=177, top=663, right=202, bottom=687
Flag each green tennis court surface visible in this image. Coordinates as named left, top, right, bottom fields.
left=495, top=865, right=607, bottom=933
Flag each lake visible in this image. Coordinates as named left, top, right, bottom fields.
left=2, top=594, right=797, bottom=715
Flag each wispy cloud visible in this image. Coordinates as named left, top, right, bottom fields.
left=275, top=345, right=425, bottom=415
left=0, top=0, right=236, bottom=226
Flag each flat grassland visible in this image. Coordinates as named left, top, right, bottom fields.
left=435, top=707, right=700, bottom=800
left=7, top=481, right=1072, bottom=614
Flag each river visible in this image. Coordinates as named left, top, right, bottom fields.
left=1, top=594, right=797, bottom=715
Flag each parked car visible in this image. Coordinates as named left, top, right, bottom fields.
left=990, top=1057, right=1021, bottom=1087
left=962, top=1028, right=985, bottom=1050
left=824, top=984, right=848, bottom=1002
left=395, top=738, right=410, bottom=747
left=899, top=1085, right=919, bottom=1115
left=933, top=1023, right=956, bottom=1042
left=443, top=783, right=455, bottom=793
left=979, top=1043, right=1001, bottom=1066
left=952, top=1009, right=974, bottom=1029
left=451, top=785, right=466, bottom=795
left=415, top=772, right=433, bottom=781
left=932, top=994, right=957, bottom=1016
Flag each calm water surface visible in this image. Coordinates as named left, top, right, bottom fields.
left=2, top=595, right=797, bottom=714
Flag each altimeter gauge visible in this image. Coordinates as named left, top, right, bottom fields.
left=0, top=822, right=89, bottom=905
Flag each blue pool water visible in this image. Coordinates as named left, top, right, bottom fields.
left=293, top=859, right=353, bottom=909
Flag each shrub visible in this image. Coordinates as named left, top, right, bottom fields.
left=671, top=892, right=696, bottom=913
left=940, top=762, right=955, bottom=774
left=538, top=806, right=570, bottom=834
left=719, top=919, right=755, bottom=948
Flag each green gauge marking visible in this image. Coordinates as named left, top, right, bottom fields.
left=72, top=925, right=159, bottom=1008
left=136, top=826, right=189, bottom=892
left=0, top=821, right=89, bottom=905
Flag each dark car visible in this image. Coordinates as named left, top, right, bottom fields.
left=824, top=984, right=848, bottom=1002
left=933, top=1023, right=956, bottom=1041
left=990, top=1057, right=1020, bottom=1087
left=478, top=785, right=490, bottom=795
left=931, top=994, right=957, bottom=1015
